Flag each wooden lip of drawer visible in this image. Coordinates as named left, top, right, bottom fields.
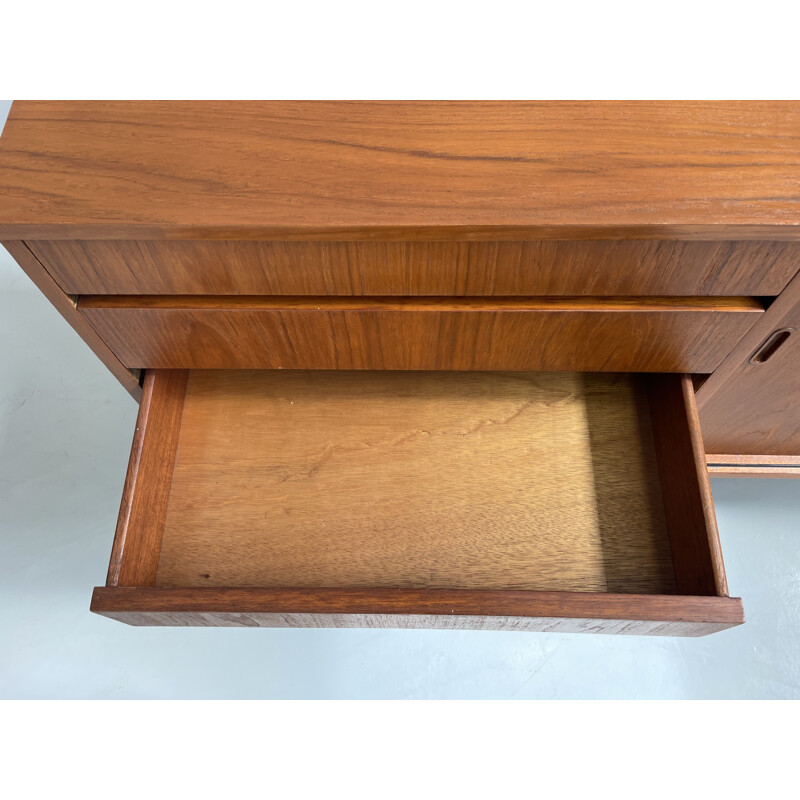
left=77, top=295, right=763, bottom=373
left=90, top=588, right=744, bottom=634
left=91, top=369, right=743, bottom=635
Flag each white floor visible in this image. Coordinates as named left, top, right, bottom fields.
left=2, top=243, right=800, bottom=699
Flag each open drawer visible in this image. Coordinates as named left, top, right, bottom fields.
left=91, top=370, right=744, bottom=636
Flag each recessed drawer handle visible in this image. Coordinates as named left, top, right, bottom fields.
left=749, top=328, right=793, bottom=365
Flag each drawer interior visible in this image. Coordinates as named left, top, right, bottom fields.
left=93, top=369, right=743, bottom=634
left=158, top=371, right=675, bottom=594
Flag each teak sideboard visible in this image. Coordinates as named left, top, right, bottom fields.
left=3, top=101, right=800, bottom=635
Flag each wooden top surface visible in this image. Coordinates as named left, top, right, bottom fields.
left=1, top=101, right=799, bottom=240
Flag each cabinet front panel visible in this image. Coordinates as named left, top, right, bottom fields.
left=29, top=239, right=800, bottom=297
left=697, top=271, right=800, bottom=456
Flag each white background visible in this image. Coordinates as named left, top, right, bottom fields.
left=1, top=5, right=799, bottom=789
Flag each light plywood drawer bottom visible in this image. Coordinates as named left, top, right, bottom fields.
left=91, top=370, right=743, bottom=635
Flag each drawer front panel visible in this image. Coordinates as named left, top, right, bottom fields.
left=91, top=587, right=744, bottom=636
left=78, top=296, right=762, bottom=372
left=31, top=239, right=800, bottom=296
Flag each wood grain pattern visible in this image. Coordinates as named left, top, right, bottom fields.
left=90, top=587, right=745, bottom=636
left=2, top=101, right=800, bottom=240
left=1, top=241, right=142, bottom=400
left=27, top=239, right=800, bottom=296
left=77, top=296, right=762, bottom=372
left=107, top=370, right=188, bottom=586
left=706, top=454, right=800, bottom=478
left=648, top=375, right=727, bottom=597
left=154, top=371, right=675, bottom=594
left=697, top=269, right=800, bottom=455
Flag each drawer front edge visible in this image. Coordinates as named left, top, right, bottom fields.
left=91, top=587, right=744, bottom=636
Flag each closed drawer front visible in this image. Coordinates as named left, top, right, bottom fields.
left=91, top=369, right=743, bottom=635
left=78, top=295, right=763, bottom=372
left=697, top=271, right=800, bottom=457
left=29, top=239, right=800, bottom=296
left=700, top=322, right=800, bottom=455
